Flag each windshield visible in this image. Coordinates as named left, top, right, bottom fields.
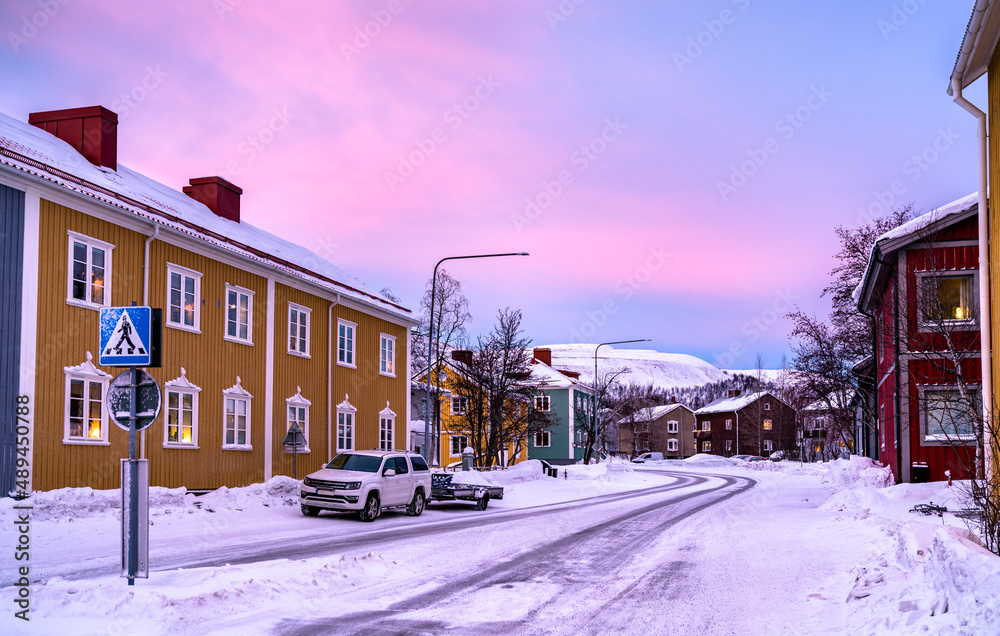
left=325, top=453, right=382, bottom=473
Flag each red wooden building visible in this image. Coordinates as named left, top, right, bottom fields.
left=856, top=194, right=982, bottom=482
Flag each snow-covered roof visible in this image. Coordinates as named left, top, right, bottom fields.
left=617, top=402, right=691, bottom=424
left=695, top=391, right=780, bottom=415
left=854, top=193, right=979, bottom=307
left=0, top=110, right=413, bottom=323
left=529, top=359, right=592, bottom=392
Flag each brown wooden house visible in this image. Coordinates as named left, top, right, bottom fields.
left=693, top=391, right=796, bottom=458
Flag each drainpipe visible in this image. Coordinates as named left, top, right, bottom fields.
left=951, top=76, right=993, bottom=480
left=140, top=225, right=160, bottom=461
left=857, top=302, right=878, bottom=461
left=327, top=293, right=341, bottom=463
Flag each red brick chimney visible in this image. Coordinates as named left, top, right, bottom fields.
left=29, top=106, right=118, bottom=170
left=183, top=176, right=243, bottom=222
left=533, top=347, right=552, bottom=366
left=451, top=349, right=473, bottom=366
left=728, top=389, right=742, bottom=398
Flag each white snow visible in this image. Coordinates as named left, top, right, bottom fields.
left=2, top=459, right=998, bottom=634
left=540, top=343, right=729, bottom=390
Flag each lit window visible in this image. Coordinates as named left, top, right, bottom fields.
left=223, top=377, right=252, bottom=449
left=286, top=387, right=311, bottom=452
left=288, top=303, right=310, bottom=356
left=67, top=231, right=113, bottom=308
left=726, top=440, right=733, bottom=452
left=380, top=333, right=396, bottom=376
left=166, top=264, right=201, bottom=331
left=534, top=431, right=551, bottom=447
left=922, top=274, right=974, bottom=323
left=337, top=394, right=356, bottom=451
left=379, top=402, right=396, bottom=450
left=452, top=396, right=468, bottom=415
left=701, top=421, right=711, bottom=431
left=63, top=352, right=111, bottom=444
left=701, top=440, right=711, bottom=452
left=763, top=419, right=773, bottom=430
left=535, top=395, right=551, bottom=411
left=450, top=435, right=468, bottom=457
left=164, top=367, right=200, bottom=447
left=924, top=389, right=977, bottom=442
left=225, top=285, right=254, bottom=344
left=337, top=320, right=356, bottom=367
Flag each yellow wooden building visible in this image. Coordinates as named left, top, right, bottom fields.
left=0, top=105, right=417, bottom=493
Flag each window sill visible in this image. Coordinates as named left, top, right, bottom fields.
left=167, top=322, right=201, bottom=335
left=337, top=361, right=356, bottom=369
left=63, top=438, right=110, bottom=446
left=164, top=443, right=200, bottom=449
left=223, top=444, right=253, bottom=451
left=224, top=335, right=253, bottom=346
left=288, top=350, right=311, bottom=359
left=65, top=298, right=105, bottom=311
left=922, top=435, right=976, bottom=445
left=917, top=320, right=978, bottom=333
left=380, top=371, right=397, bottom=378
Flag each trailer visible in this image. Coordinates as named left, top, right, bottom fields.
left=429, top=473, right=504, bottom=510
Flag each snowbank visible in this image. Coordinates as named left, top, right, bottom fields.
left=827, top=456, right=894, bottom=490
left=437, top=469, right=497, bottom=487
left=684, top=453, right=738, bottom=468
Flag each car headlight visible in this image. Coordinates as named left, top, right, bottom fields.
left=344, top=482, right=361, bottom=490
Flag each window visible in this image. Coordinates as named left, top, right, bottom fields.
left=337, top=395, right=356, bottom=451
left=166, top=264, right=201, bottom=331
left=535, top=395, right=551, bottom=411
left=923, top=388, right=978, bottom=442
left=534, top=431, right=551, bottom=447
left=67, top=232, right=113, bottom=308
left=392, top=456, right=409, bottom=474
left=763, top=419, right=773, bottom=430
left=225, top=285, right=254, bottom=344
left=763, top=439, right=773, bottom=453
left=379, top=333, right=396, bottom=376
left=337, top=320, right=356, bottom=367
left=288, top=303, right=310, bottom=356
left=764, top=402, right=771, bottom=411
left=63, top=352, right=111, bottom=444
left=379, top=402, right=396, bottom=451
left=726, top=440, right=733, bottom=452
left=667, top=420, right=679, bottom=434
left=701, top=441, right=711, bottom=452
left=725, top=418, right=733, bottom=430
left=164, top=367, right=200, bottom=447
left=450, top=435, right=468, bottom=457
left=451, top=396, right=468, bottom=415
left=701, top=421, right=711, bottom=431
left=667, top=439, right=678, bottom=452
left=223, top=377, right=252, bottom=449
left=921, top=273, right=975, bottom=324
left=286, top=387, right=311, bottom=452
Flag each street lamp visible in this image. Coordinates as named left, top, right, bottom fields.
left=593, top=339, right=651, bottom=460
left=423, top=252, right=529, bottom=463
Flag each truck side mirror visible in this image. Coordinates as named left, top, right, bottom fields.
left=383, top=468, right=396, bottom=477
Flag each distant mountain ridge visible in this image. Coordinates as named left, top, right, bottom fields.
left=539, top=343, right=732, bottom=390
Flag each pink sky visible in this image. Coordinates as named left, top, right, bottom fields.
left=1, top=0, right=986, bottom=367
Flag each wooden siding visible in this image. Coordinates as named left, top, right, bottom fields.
left=0, top=183, right=25, bottom=496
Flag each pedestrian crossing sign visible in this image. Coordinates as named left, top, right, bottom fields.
left=100, top=307, right=152, bottom=366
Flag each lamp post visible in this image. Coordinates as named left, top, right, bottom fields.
left=423, top=252, right=529, bottom=463
left=593, top=339, right=650, bottom=461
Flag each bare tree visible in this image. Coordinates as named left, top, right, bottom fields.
left=582, top=367, right=631, bottom=463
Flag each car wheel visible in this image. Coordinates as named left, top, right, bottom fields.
left=301, top=504, right=319, bottom=517
left=476, top=493, right=490, bottom=511
left=359, top=493, right=380, bottom=522
left=406, top=490, right=425, bottom=517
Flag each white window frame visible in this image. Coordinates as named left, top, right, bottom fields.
left=164, top=367, right=200, bottom=448
left=288, top=303, right=311, bottom=357
left=701, top=440, right=711, bottom=452
left=701, top=421, right=711, bottom=431
left=726, top=439, right=733, bottom=452
left=763, top=439, right=773, bottom=453
left=450, top=435, right=468, bottom=457
left=451, top=396, right=468, bottom=415
left=337, top=319, right=356, bottom=368
left=667, top=420, right=679, bottom=434
left=667, top=438, right=679, bottom=452
left=764, top=402, right=771, bottom=411
left=763, top=419, right=773, bottom=430
left=379, top=402, right=396, bottom=451
left=66, top=231, right=113, bottom=309
left=916, top=270, right=978, bottom=331
left=223, top=376, right=253, bottom=450
left=535, top=395, right=551, bottom=412
left=725, top=418, right=733, bottom=430
left=286, top=386, right=312, bottom=453
left=166, top=263, right=202, bottom=333
left=379, top=333, right=396, bottom=377
left=534, top=430, right=551, bottom=447
left=337, top=394, right=357, bottom=452
left=920, top=386, right=979, bottom=445
left=224, top=284, right=255, bottom=345
left=63, top=352, right=111, bottom=445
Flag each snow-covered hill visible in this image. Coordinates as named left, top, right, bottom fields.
left=539, top=343, right=729, bottom=390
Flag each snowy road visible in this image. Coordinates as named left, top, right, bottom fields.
left=272, top=470, right=755, bottom=635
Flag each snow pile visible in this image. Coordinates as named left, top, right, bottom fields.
left=489, top=460, right=549, bottom=486
left=684, top=453, right=737, bottom=468
left=603, top=457, right=634, bottom=474
left=3, top=486, right=195, bottom=522
left=195, top=476, right=300, bottom=512
left=827, top=456, right=894, bottom=491
left=438, top=470, right=497, bottom=487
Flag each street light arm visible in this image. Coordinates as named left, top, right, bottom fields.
left=592, top=338, right=650, bottom=462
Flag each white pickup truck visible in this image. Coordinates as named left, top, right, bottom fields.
left=300, top=449, right=431, bottom=521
